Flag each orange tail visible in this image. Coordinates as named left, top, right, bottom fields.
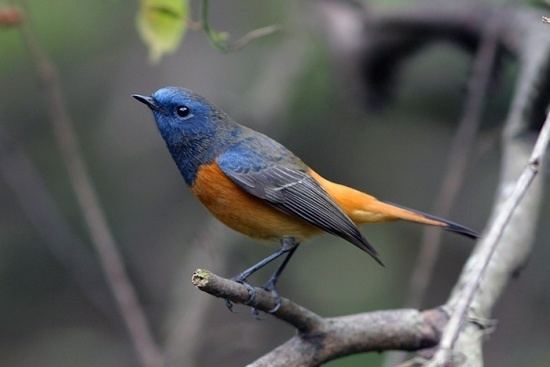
left=362, top=200, right=479, bottom=239
left=310, top=170, right=479, bottom=239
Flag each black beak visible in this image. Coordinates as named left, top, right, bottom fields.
left=132, top=94, right=159, bottom=111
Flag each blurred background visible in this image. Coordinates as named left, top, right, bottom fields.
left=1, top=0, right=549, bottom=366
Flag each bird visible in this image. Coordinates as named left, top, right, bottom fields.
left=133, top=87, right=478, bottom=312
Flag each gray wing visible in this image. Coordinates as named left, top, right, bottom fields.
left=216, top=146, right=383, bottom=265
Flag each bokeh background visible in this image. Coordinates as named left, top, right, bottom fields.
left=1, top=0, right=549, bottom=366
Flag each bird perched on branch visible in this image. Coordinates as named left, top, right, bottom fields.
left=134, top=87, right=478, bottom=312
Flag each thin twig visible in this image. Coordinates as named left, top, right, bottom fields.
left=164, top=219, right=233, bottom=366
left=429, top=109, right=550, bottom=365
left=17, top=7, right=163, bottom=367
left=192, top=269, right=324, bottom=333
left=404, top=12, right=501, bottom=310
left=382, top=13, right=501, bottom=367
left=200, top=0, right=280, bottom=53
left=229, top=25, right=282, bottom=52
left=0, top=129, right=112, bottom=318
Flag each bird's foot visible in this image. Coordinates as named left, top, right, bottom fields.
left=247, top=279, right=281, bottom=319
left=225, top=277, right=257, bottom=313
left=262, top=278, right=282, bottom=314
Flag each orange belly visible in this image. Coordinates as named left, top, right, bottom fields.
left=191, top=163, right=320, bottom=242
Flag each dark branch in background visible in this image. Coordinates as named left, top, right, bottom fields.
left=163, top=220, right=235, bottom=366
left=404, top=10, right=502, bottom=311
left=0, top=128, right=112, bottom=319
left=17, top=5, right=164, bottom=367
left=357, top=5, right=497, bottom=109
left=384, top=12, right=502, bottom=367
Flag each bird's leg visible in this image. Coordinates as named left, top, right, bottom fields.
left=225, top=237, right=298, bottom=312
left=262, top=238, right=299, bottom=314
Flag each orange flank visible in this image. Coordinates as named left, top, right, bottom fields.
left=192, top=163, right=320, bottom=242
left=192, top=163, right=450, bottom=245
left=308, top=170, right=446, bottom=227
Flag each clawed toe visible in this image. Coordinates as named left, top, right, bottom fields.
left=234, top=279, right=257, bottom=306
left=266, top=289, right=282, bottom=313
left=223, top=277, right=257, bottom=313
left=250, top=306, right=262, bottom=320
left=262, top=280, right=282, bottom=314
left=223, top=274, right=283, bottom=316
left=222, top=238, right=297, bottom=316
left=224, top=298, right=236, bottom=313
left=262, top=279, right=276, bottom=293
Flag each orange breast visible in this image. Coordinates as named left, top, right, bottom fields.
left=191, top=163, right=320, bottom=242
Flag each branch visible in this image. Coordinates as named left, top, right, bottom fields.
left=0, top=128, right=112, bottom=318
left=427, top=13, right=550, bottom=366
left=192, top=269, right=323, bottom=333
left=164, top=220, right=235, bottom=366
left=404, top=10, right=501, bottom=310
left=321, top=2, right=547, bottom=109
left=429, top=108, right=550, bottom=366
left=385, top=12, right=502, bottom=367
left=192, top=269, right=446, bottom=367
left=17, top=6, right=163, bottom=367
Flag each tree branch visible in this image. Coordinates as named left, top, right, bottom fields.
left=192, top=269, right=447, bottom=367
left=0, top=128, right=112, bottom=318
left=429, top=109, right=550, bottom=366
left=404, top=9, right=502, bottom=311
left=17, top=5, right=163, bottom=367
left=429, top=106, right=550, bottom=365
left=427, top=13, right=550, bottom=366
left=384, top=15, right=503, bottom=366
left=192, top=269, right=324, bottom=333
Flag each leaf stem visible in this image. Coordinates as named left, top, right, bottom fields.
left=199, top=0, right=280, bottom=53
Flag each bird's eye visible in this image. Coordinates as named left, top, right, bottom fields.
left=176, top=105, right=191, bottom=119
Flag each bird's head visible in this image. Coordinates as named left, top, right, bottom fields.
left=133, top=87, right=238, bottom=184
left=133, top=87, right=226, bottom=146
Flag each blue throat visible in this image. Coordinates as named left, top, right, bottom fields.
left=160, top=119, right=241, bottom=186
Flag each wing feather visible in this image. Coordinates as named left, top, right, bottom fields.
left=217, top=150, right=383, bottom=265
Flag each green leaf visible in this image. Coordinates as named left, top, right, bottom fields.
left=136, top=0, right=189, bottom=63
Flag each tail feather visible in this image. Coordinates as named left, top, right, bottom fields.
left=307, top=171, right=479, bottom=240
left=385, top=201, right=479, bottom=239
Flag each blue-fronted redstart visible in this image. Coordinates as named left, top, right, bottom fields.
left=133, top=87, right=478, bottom=311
